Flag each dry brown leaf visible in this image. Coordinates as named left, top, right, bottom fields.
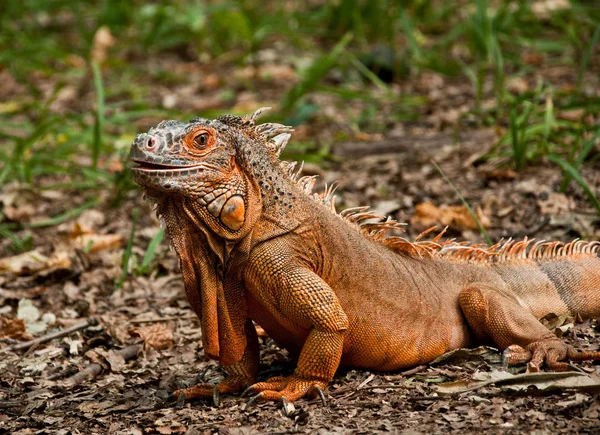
left=438, top=370, right=600, bottom=395
left=85, top=349, right=110, bottom=370
left=484, top=168, right=518, bottom=181
left=520, top=51, right=545, bottom=66
left=101, top=315, right=131, bottom=344
left=411, top=201, right=491, bottom=231
left=71, top=233, right=123, bottom=253
left=531, top=0, right=571, bottom=19
left=506, top=77, right=528, bottom=94
left=132, top=324, right=173, bottom=350
left=0, top=250, right=48, bottom=275
left=430, top=346, right=501, bottom=366
left=538, top=192, right=572, bottom=215
left=0, top=317, right=33, bottom=340
left=0, top=183, right=38, bottom=223
left=0, top=250, right=72, bottom=276
left=558, top=108, right=585, bottom=121
left=95, top=348, right=126, bottom=372
left=90, top=26, right=116, bottom=64
left=539, top=312, right=572, bottom=329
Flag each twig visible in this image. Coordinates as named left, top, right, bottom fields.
left=357, top=384, right=408, bottom=391
left=0, top=318, right=98, bottom=354
left=63, top=344, right=141, bottom=387
left=130, top=315, right=198, bottom=324
left=400, top=364, right=427, bottom=376
left=407, top=395, right=449, bottom=401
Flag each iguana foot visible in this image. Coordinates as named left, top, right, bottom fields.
left=169, top=376, right=249, bottom=406
left=503, top=340, right=600, bottom=372
left=243, top=375, right=328, bottom=405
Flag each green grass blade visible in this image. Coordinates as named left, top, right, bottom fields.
left=399, top=8, right=422, bottom=64
left=549, top=154, right=600, bottom=215
left=92, top=61, right=105, bottom=170
left=348, top=54, right=393, bottom=97
left=140, top=227, right=164, bottom=270
left=0, top=220, right=32, bottom=253
left=281, top=32, right=353, bottom=113
left=509, top=106, right=522, bottom=170
left=577, top=24, right=600, bottom=93
left=28, top=198, right=99, bottom=229
left=431, top=160, right=493, bottom=245
left=559, top=129, right=600, bottom=191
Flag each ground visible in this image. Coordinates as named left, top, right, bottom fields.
left=1, top=2, right=600, bottom=434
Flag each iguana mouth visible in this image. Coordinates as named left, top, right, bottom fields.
left=131, top=159, right=202, bottom=172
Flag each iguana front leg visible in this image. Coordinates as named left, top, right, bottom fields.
left=244, top=254, right=349, bottom=404
left=171, top=320, right=259, bottom=403
left=459, top=283, right=600, bottom=371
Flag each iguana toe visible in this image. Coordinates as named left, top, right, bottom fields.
left=503, top=340, right=600, bottom=372
left=170, top=376, right=248, bottom=405
left=243, top=375, right=327, bottom=404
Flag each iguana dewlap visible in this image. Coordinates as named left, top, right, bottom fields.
left=130, top=108, right=600, bottom=405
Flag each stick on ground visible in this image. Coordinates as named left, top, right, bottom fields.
left=1, top=318, right=98, bottom=354
left=63, top=344, right=141, bottom=387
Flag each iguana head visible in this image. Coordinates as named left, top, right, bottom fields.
left=130, top=108, right=293, bottom=238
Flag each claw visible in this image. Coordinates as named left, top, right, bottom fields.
left=501, top=348, right=510, bottom=371
left=241, top=385, right=255, bottom=398
left=176, top=391, right=186, bottom=408
left=212, top=385, right=221, bottom=407
left=314, top=385, right=327, bottom=406
left=281, top=396, right=294, bottom=417
left=246, top=393, right=262, bottom=409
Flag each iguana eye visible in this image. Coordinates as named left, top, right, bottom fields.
left=193, top=132, right=210, bottom=149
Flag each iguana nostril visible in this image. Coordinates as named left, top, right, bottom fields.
left=146, top=137, right=156, bottom=150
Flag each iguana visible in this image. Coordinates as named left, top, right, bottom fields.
left=130, top=108, right=600, bottom=406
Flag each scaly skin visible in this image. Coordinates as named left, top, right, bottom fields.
left=130, top=108, right=600, bottom=405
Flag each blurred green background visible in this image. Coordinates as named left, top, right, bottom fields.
left=0, top=0, right=599, bottom=226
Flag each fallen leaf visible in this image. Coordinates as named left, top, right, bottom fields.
left=558, top=108, right=585, bottom=121
left=90, top=26, right=116, bottom=64
left=531, top=0, right=571, bottom=19
left=539, top=312, right=573, bottom=330
left=483, top=168, right=518, bottom=181
left=430, top=346, right=501, bottom=366
left=0, top=250, right=50, bottom=275
left=95, top=348, right=126, bottom=372
left=17, top=299, right=55, bottom=334
left=71, top=233, right=123, bottom=253
left=0, top=250, right=72, bottom=276
left=507, top=77, right=528, bottom=94
left=520, top=51, right=545, bottom=66
left=85, top=349, right=110, bottom=370
left=411, top=202, right=491, bottom=231
left=101, top=315, right=131, bottom=344
left=0, top=317, right=33, bottom=340
left=537, top=192, right=572, bottom=215
left=438, top=370, right=600, bottom=395
left=132, top=324, right=173, bottom=350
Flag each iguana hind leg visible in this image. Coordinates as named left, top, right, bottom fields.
left=459, top=283, right=600, bottom=371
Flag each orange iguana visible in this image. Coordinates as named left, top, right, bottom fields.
left=130, top=108, right=600, bottom=407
